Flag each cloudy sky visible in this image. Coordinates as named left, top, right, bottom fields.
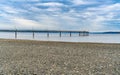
left=0, top=0, right=120, bottom=31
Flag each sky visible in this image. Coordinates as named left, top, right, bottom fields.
left=0, top=0, right=120, bottom=32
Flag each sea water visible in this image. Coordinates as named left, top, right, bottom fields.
left=0, top=32, right=120, bottom=43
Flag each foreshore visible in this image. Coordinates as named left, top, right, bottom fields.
left=0, top=39, right=120, bottom=75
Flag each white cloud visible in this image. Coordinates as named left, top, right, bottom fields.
left=87, top=3, right=120, bottom=14
left=71, top=0, right=97, bottom=5
left=46, top=7, right=61, bottom=12
left=7, top=15, right=61, bottom=30
left=83, top=3, right=120, bottom=30
left=0, top=23, right=14, bottom=30
left=10, top=0, right=39, bottom=2
left=36, top=2, right=65, bottom=7
left=0, top=0, right=120, bottom=31
left=0, top=5, right=18, bottom=14
left=30, top=2, right=66, bottom=12
left=12, top=18, right=40, bottom=27
left=35, top=15, right=61, bottom=29
left=29, top=6, right=42, bottom=12
left=0, top=5, right=27, bottom=14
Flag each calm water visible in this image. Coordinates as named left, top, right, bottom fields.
left=0, top=32, right=120, bottom=43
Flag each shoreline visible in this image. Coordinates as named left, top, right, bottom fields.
left=0, top=38, right=120, bottom=45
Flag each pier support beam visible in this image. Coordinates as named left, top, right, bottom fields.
left=60, top=32, right=61, bottom=37
left=33, top=31, right=35, bottom=39
left=47, top=32, right=49, bottom=37
left=79, top=32, right=81, bottom=36
left=70, top=32, right=72, bottom=37
left=15, top=30, right=17, bottom=39
left=87, top=32, right=89, bottom=36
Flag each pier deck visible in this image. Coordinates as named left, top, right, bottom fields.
left=0, top=30, right=89, bottom=38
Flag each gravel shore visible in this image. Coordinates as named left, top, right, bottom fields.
left=0, top=39, right=120, bottom=75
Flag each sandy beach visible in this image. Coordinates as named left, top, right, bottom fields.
left=0, top=39, right=120, bottom=75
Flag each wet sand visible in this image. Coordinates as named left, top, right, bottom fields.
left=0, top=39, right=120, bottom=75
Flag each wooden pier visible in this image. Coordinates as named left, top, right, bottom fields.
left=0, top=30, right=89, bottom=39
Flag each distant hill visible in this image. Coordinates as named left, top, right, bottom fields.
left=90, top=32, right=120, bottom=34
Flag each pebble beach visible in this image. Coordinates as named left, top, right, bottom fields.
left=0, top=39, right=120, bottom=75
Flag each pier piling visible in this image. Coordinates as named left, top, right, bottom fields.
left=79, top=32, right=81, bottom=36
left=15, top=30, right=17, bottom=39
left=70, top=32, right=72, bottom=37
left=47, top=32, right=49, bottom=37
left=60, top=32, right=61, bottom=37
left=33, top=31, right=35, bottom=39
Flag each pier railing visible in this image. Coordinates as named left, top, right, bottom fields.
left=0, top=30, right=89, bottom=39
